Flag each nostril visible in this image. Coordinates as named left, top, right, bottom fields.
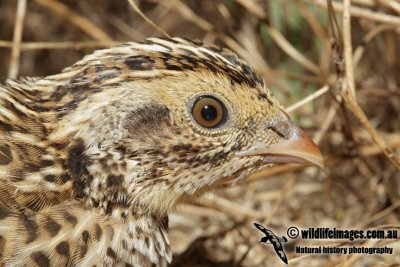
left=275, top=119, right=293, bottom=139
left=267, top=126, right=285, bottom=139
left=265, top=111, right=295, bottom=140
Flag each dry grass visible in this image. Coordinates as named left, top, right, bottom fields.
left=1, top=0, right=400, bottom=266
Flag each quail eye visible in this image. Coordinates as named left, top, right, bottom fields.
left=192, top=96, right=226, bottom=128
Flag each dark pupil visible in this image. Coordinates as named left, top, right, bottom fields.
left=201, top=105, right=217, bottom=121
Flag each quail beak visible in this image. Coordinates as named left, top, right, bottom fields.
left=236, top=111, right=324, bottom=168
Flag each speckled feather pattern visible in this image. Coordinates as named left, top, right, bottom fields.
left=0, top=37, right=287, bottom=266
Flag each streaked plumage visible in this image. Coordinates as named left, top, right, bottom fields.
left=0, top=37, right=322, bottom=266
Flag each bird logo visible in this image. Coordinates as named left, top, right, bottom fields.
left=254, top=223, right=288, bottom=264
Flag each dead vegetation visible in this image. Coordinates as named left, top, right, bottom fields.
left=1, top=0, right=400, bottom=266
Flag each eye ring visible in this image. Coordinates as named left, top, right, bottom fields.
left=191, top=96, right=226, bottom=128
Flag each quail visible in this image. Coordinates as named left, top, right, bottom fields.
left=0, top=37, right=323, bottom=267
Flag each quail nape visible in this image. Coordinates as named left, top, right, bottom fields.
left=0, top=37, right=323, bottom=267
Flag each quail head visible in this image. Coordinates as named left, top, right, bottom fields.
left=0, top=37, right=323, bottom=266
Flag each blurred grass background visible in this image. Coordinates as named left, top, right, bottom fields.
left=1, top=0, right=400, bottom=266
